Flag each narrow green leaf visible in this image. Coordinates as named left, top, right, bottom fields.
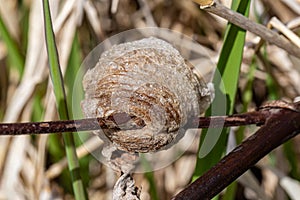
left=236, top=58, right=256, bottom=143
left=283, top=141, right=300, bottom=180
left=222, top=182, right=237, bottom=200
left=65, top=33, right=82, bottom=119
left=42, top=1, right=87, bottom=199
left=193, top=0, right=251, bottom=182
left=140, top=155, right=159, bottom=200
left=0, top=13, right=24, bottom=76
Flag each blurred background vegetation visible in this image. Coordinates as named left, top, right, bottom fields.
left=0, top=0, right=300, bottom=199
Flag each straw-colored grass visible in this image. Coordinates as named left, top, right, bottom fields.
left=0, top=0, right=299, bottom=199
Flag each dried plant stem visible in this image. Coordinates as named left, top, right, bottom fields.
left=198, top=2, right=300, bottom=58
left=173, top=102, right=300, bottom=199
left=0, top=109, right=276, bottom=135
left=0, top=118, right=109, bottom=135
left=268, top=17, right=300, bottom=48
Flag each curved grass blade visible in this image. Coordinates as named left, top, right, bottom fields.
left=42, top=1, right=87, bottom=199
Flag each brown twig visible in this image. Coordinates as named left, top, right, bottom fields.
left=194, top=1, right=300, bottom=58
left=193, top=110, right=269, bottom=128
left=172, top=101, right=300, bottom=200
left=1, top=101, right=296, bottom=135
left=0, top=110, right=271, bottom=135
left=0, top=115, right=132, bottom=135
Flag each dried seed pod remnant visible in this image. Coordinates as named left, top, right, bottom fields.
left=81, top=37, right=212, bottom=153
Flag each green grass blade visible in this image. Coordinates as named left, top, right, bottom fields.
left=65, top=33, right=82, bottom=118
left=42, top=1, right=87, bottom=199
left=140, top=155, right=159, bottom=200
left=236, top=59, right=256, bottom=143
left=222, top=182, right=237, bottom=200
left=65, top=34, right=91, bottom=187
left=193, top=0, right=251, bottom=182
left=0, top=13, right=24, bottom=76
left=283, top=140, right=300, bottom=180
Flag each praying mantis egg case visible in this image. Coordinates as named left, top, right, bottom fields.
left=81, top=37, right=213, bottom=153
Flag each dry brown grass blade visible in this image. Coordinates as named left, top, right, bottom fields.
left=0, top=0, right=20, bottom=40
left=0, top=1, right=50, bottom=198
left=46, top=136, right=103, bottom=179
left=84, top=0, right=104, bottom=39
left=281, top=0, right=300, bottom=15
left=198, top=2, right=300, bottom=58
left=261, top=0, right=297, bottom=22
left=0, top=0, right=299, bottom=199
left=0, top=0, right=83, bottom=198
left=268, top=17, right=300, bottom=48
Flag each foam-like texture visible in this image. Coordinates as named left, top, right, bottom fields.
left=81, top=37, right=212, bottom=153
